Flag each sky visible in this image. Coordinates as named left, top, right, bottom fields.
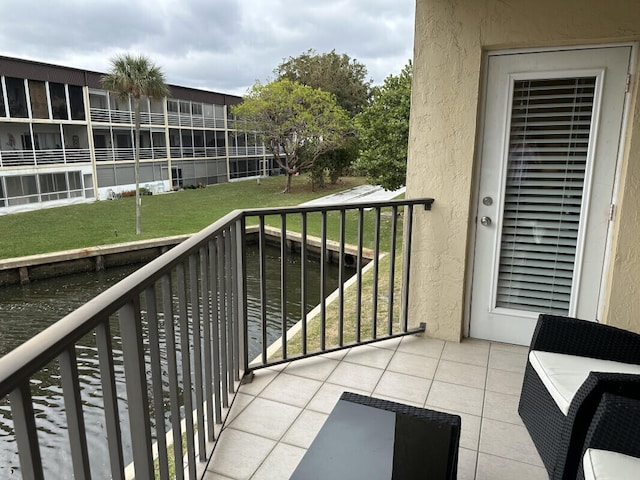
left=0, top=0, right=415, bottom=97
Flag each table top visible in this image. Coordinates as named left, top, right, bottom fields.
left=290, top=392, right=461, bottom=480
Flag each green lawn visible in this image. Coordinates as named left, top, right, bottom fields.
left=0, top=176, right=369, bottom=260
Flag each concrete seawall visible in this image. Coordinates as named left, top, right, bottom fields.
left=0, top=235, right=191, bottom=287
left=0, top=227, right=374, bottom=287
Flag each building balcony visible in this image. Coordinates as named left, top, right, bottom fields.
left=0, top=148, right=92, bottom=167
left=94, top=147, right=168, bottom=162
left=0, top=198, right=544, bottom=479
left=90, top=108, right=165, bottom=126
left=204, top=336, right=544, bottom=479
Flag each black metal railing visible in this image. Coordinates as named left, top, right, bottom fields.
left=0, top=197, right=433, bottom=480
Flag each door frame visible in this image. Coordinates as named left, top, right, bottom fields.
left=463, top=42, right=637, bottom=338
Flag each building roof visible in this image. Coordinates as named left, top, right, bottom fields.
left=0, top=55, right=242, bottom=105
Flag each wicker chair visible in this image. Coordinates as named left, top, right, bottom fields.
left=518, top=314, right=640, bottom=480
left=578, top=393, right=640, bottom=479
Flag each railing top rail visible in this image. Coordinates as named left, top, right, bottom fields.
left=240, top=197, right=434, bottom=217
left=0, top=209, right=244, bottom=396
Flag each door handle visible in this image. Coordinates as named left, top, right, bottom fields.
left=480, top=216, right=492, bottom=227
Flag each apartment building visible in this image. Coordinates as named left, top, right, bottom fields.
left=0, top=56, right=271, bottom=214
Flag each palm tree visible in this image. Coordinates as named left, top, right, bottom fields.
left=102, top=54, right=169, bottom=234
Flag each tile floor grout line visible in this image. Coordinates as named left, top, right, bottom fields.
left=247, top=349, right=346, bottom=478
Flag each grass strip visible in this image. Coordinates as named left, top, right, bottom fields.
left=0, top=176, right=367, bottom=259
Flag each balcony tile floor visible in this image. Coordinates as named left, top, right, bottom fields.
left=203, top=335, right=547, bottom=479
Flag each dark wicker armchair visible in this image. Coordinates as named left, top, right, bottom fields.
left=578, top=393, right=640, bottom=479
left=518, top=314, right=640, bottom=480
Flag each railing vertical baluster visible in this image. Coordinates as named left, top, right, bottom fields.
left=189, top=255, right=206, bottom=461
left=95, top=320, right=125, bottom=480
left=161, top=274, right=184, bottom=480
left=320, top=211, right=327, bottom=350
left=216, top=234, right=229, bottom=408
left=401, top=205, right=415, bottom=332
left=224, top=229, right=235, bottom=394
left=338, top=209, right=345, bottom=346
left=356, top=207, right=364, bottom=342
left=59, top=346, right=91, bottom=480
left=200, top=246, right=215, bottom=441
left=280, top=214, right=288, bottom=358
left=237, top=217, right=249, bottom=374
left=10, top=383, right=44, bottom=480
left=176, top=263, right=197, bottom=480
left=301, top=212, right=308, bottom=355
left=118, top=299, right=154, bottom=480
left=230, top=221, right=241, bottom=380
left=209, top=240, right=223, bottom=424
left=372, top=207, right=381, bottom=339
left=144, top=286, right=169, bottom=479
left=259, top=216, right=268, bottom=364
left=387, top=206, right=398, bottom=335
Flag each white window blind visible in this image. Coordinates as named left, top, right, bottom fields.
left=496, top=77, right=596, bottom=315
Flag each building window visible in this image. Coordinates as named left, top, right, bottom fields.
left=89, top=92, right=108, bottom=109
left=167, top=100, right=179, bottom=113
left=49, top=82, right=68, bottom=120
left=5, top=77, right=28, bottom=118
left=216, top=131, right=226, bottom=149
left=29, top=80, right=49, bottom=119
left=83, top=173, right=94, bottom=198
left=68, top=85, right=85, bottom=120
left=0, top=83, right=6, bottom=117
left=39, top=172, right=69, bottom=201
left=68, top=171, right=83, bottom=198
left=5, top=175, right=38, bottom=205
left=214, top=104, right=224, bottom=120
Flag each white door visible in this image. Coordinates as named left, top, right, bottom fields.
left=470, top=46, right=632, bottom=345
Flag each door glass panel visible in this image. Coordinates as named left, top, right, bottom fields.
left=496, top=77, right=596, bottom=315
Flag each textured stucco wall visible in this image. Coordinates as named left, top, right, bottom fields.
left=604, top=79, right=640, bottom=332
left=408, top=0, right=640, bottom=340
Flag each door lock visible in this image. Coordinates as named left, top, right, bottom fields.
left=480, top=216, right=492, bottom=227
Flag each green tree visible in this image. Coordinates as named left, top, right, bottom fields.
left=277, top=50, right=371, bottom=186
left=232, top=79, right=352, bottom=193
left=277, top=49, right=371, bottom=116
left=356, top=61, right=412, bottom=191
left=102, top=54, right=168, bottom=234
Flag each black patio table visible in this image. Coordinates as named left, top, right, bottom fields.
left=290, top=392, right=461, bottom=480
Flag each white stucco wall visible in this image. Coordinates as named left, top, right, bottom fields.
left=408, top=0, right=640, bottom=340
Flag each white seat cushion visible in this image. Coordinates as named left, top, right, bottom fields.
left=529, top=351, right=640, bottom=415
left=583, top=448, right=640, bottom=480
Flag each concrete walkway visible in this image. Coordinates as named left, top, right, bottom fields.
left=300, top=185, right=406, bottom=207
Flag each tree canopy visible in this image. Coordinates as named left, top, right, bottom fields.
left=277, top=49, right=371, bottom=187
left=231, top=79, right=352, bottom=193
left=102, top=53, right=168, bottom=234
left=276, top=49, right=371, bottom=116
left=356, top=60, right=412, bottom=191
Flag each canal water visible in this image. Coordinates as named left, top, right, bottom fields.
left=0, top=245, right=347, bottom=478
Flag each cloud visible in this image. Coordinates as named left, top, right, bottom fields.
left=0, top=0, right=413, bottom=96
